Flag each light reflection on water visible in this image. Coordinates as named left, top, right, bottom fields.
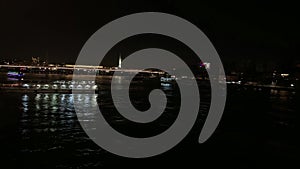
left=15, top=76, right=184, bottom=167
left=19, top=93, right=104, bottom=168
left=15, top=84, right=297, bottom=168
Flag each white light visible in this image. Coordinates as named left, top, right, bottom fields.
left=85, top=85, right=91, bottom=89
left=77, top=85, right=83, bottom=89
left=52, top=84, right=58, bottom=89
left=61, top=85, right=66, bottom=89
left=181, top=76, right=188, bottom=79
left=92, top=85, right=98, bottom=90
left=203, top=62, right=211, bottom=69
left=281, top=73, right=289, bottom=77
left=291, top=84, right=294, bottom=87
left=42, top=84, right=49, bottom=89
left=22, top=84, right=29, bottom=88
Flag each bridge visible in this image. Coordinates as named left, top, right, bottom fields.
left=0, top=64, right=165, bottom=75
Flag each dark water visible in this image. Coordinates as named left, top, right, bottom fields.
left=0, top=76, right=298, bottom=168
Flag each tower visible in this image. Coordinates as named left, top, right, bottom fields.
left=118, top=54, right=122, bottom=69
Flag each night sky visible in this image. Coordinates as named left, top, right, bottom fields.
left=0, top=0, right=299, bottom=71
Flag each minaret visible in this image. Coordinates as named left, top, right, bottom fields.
left=118, top=54, right=122, bottom=69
